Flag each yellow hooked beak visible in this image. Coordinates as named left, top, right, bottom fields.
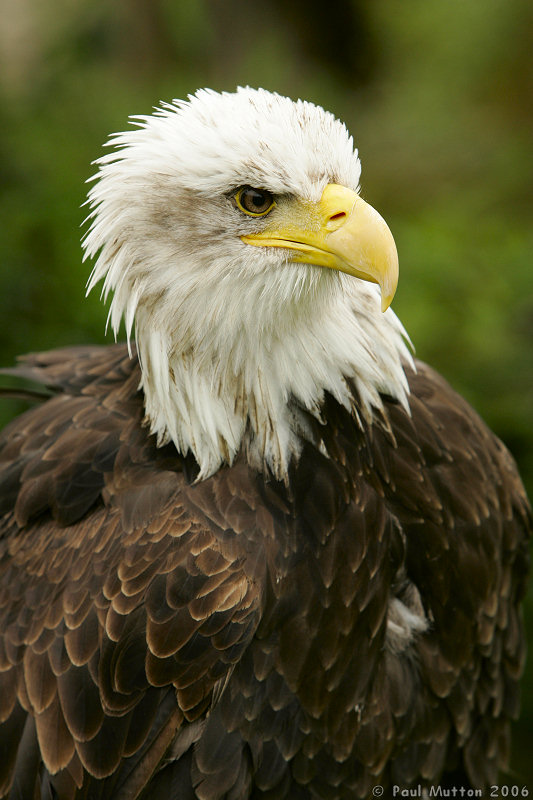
left=241, top=184, right=398, bottom=312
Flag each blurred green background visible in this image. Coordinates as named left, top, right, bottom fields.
left=1, top=0, right=532, bottom=787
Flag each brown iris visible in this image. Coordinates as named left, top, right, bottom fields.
left=235, top=186, right=275, bottom=217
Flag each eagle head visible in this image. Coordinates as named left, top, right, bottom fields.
left=84, top=87, right=411, bottom=479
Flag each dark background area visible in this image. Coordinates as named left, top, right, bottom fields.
left=1, top=0, right=532, bottom=786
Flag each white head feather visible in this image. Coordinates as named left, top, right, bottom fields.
left=84, top=87, right=412, bottom=480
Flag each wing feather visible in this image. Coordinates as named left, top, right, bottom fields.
left=0, top=346, right=270, bottom=797
left=0, top=344, right=530, bottom=798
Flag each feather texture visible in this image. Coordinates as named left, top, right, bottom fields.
left=0, top=345, right=529, bottom=797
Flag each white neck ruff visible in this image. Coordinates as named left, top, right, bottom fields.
left=136, top=278, right=413, bottom=481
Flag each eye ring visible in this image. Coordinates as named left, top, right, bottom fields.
left=235, top=186, right=275, bottom=217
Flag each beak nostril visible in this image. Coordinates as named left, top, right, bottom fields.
left=326, top=211, right=347, bottom=232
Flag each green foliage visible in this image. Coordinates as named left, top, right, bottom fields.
left=1, top=0, right=532, bottom=782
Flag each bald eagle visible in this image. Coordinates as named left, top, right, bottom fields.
left=0, top=88, right=530, bottom=800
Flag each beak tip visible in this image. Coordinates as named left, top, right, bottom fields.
left=380, top=252, right=399, bottom=312
left=380, top=294, right=393, bottom=313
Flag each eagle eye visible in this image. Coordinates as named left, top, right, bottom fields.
left=235, top=186, right=275, bottom=217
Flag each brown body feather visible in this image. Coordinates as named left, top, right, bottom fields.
left=0, top=344, right=530, bottom=799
